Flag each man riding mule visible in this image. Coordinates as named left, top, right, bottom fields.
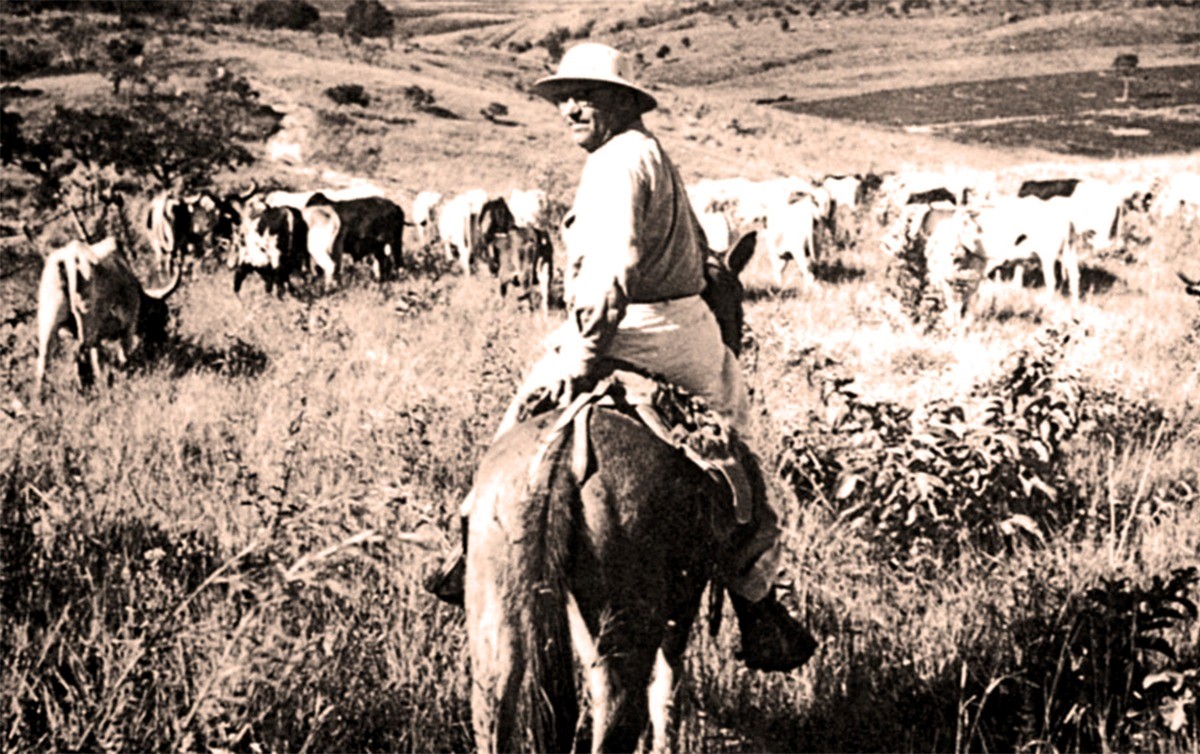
left=425, top=44, right=815, bottom=678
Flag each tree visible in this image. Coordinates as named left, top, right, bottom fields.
left=345, top=0, right=394, bottom=41
left=247, top=0, right=320, bottom=31
left=1113, top=53, right=1138, bottom=104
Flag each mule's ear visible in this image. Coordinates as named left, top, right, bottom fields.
left=726, top=231, right=756, bottom=275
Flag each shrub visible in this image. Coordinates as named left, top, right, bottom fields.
left=779, top=327, right=1084, bottom=571
left=1, top=40, right=56, bottom=80
left=325, top=84, right=370, bottom=107
left=344, top=0, right=394, bottom=40
left=246, top=0, right=319, bottom=31
left=990, top=567, right=1200, bottom=753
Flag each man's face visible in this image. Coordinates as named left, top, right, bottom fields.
left=556, top=85, right=632, bottom=153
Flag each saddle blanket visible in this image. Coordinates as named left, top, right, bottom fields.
left=515, top=370, right=753, bottom=525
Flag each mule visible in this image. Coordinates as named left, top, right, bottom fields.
left=465, top=234, right=758, bottom=754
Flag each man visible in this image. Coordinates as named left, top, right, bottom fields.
left=426, top=43, right=815, bottom=673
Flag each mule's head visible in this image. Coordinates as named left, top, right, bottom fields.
left=702, top=231, right=756, bottom=356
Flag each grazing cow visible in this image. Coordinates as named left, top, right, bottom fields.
left=144, top=190, right=200, bottom=270
left=822, top=175, right=865, bottom=248
left=697, top=209, right=732, bottom=252
left=907, top=187, right=958, bottom=206
left=300, top=204, right=340, bottom=288
left=1021, top=179, right=1124, bottom=255
left=412, top=190, right=443, bottom=248
left=1018, top=178, right=1081, bottom=200
left=230, top=206, right=309, bottom=297
left=305, top=194, right=405, bottom=281
left=765, top=192, right=821, bottom=287
left=1152, top=173, right=1200, bottom=225
left=507, top=188, right=551, bottom=231
left=36, top=237, right=180, bottom=396
left=477, top=197, right=516, bottom=276
left=974, top=198, right=1081, bottom=304
left=187, top=184, right=260, bottom=260
left=881, top=204, right=988, bottom=325
left=921, top=207, right=987, bottom=326
left=494, top=227, right=555, bottom=316
left=439, top=189, right=488, bottom=275
left=822, top=174, right=864, bottom=211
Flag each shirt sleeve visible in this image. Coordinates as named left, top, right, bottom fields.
left=563, top=144, right=648, bottom=374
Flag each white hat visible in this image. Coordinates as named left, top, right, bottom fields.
left=531, top=43, right=657, bottom=113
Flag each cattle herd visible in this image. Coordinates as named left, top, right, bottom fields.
left=30, top=163, right=1200, bottom=396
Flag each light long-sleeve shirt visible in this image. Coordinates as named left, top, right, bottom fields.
left=561, top=122, right=707, bottom=373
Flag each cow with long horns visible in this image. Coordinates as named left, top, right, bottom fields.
left=35, top=237, right=181, bottom=396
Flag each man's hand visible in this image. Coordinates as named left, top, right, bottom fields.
left=549, top=354, right=595, bottom=406
left=550, top=372, right=594, bottom=406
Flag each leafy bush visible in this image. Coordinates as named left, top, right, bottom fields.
left=246, top=0, right=319, bottom=31
left=881, top=212, right=945, bottom=329
left=325, top=83, right=370, bottom=107
left=0, top=40, right=56, bottom=80
left=9, top=94, right=266, bottom=213
left=992, top=567, right=1200, bottom=752
left=344, top=0, right=394, bottom=40
left=780, top=328, right=1083, bottom=569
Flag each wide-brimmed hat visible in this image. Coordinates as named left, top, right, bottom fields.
left=532, top=43, right=657, bottom=113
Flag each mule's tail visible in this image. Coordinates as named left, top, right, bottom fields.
left=466, top=428, right=577, bottom=753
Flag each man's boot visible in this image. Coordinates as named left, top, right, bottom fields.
left=730, top=589, right=817, bottom=672
left=423, top=522, right=466, bottom=607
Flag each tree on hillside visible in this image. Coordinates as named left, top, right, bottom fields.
left=247, top=0, right=320, bottom=31
left=345, top=0, right=395, bottom=45
left=1113, top=53, right=1138, bottom=103
left=10, top=97, right=257, bottom=210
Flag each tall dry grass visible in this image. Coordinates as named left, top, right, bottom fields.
left=3, top=211, right=1197, bottom=751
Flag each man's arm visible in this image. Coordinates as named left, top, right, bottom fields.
left=562, top=147, right=648, bottom=376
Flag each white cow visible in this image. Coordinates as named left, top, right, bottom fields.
left=921, top=207, right=987, bottom=327
left=765, top=192, right=821, bottom=287
left=301, top=204, right=340, bottom=288
left=697, top=209, right=732, bottom=252
left=822, top=174, right=863, bottom=211
left=1151, top=172, right=1200, bottom=225
left=507, top=188, right=550, bottom=230
left=439, top=189, right=488, bottom=275
left=412, top=190, right=443, bottom=247
left=1045, top=180, right=1125, bottom=255
left=975, top=197, right=1080, bottom=304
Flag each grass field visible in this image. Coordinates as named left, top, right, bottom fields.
left=2, top=1, right=1199, bottom=752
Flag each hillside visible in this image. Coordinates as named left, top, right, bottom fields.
left=2, top=3, right=1198, bottom=753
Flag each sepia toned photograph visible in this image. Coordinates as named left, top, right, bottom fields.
left=1, top=0, right=1197, bottom=751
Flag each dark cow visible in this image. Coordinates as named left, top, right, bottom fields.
left=231, top=206, right=309, bottom=297
left=906, top=187, right=958, bottom=206
left=1018, top=178, right=1081, bottom=200
left=305, top=194, right=405, bottom=281
left=494, top=227, right=554, bottom=315
left=144, top=191, right=198, bottom=269
left=36, top=237, right=180, bottom=396
left=477, top=197, right=516, bottom=276
left=191, top=183, right=259, bottom=259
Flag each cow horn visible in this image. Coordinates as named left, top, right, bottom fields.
left=145, top=265, right=182, bottom=300
left=238, top=179, right=260, bottom=202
